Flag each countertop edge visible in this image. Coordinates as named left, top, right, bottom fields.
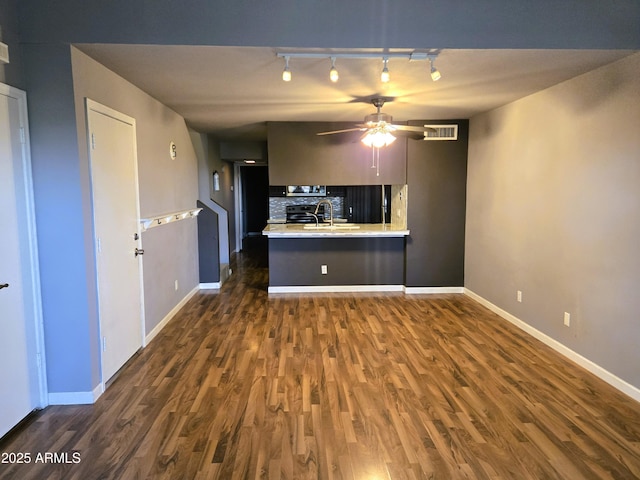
left=262, top=224, right=410, bottom=238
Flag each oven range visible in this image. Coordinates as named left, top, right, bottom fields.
left=286, top=204, right=326, bottom=224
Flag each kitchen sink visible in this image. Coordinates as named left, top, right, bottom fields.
left=303, top=224, right=360, bottom=230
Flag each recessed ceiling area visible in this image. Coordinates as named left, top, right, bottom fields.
left=75, top=44, right=634, bottom=140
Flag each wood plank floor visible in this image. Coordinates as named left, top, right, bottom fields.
left=2, top=238, right=640, bottom=479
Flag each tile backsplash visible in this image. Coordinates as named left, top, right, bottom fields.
left=269, top=196, right=344, bottom=220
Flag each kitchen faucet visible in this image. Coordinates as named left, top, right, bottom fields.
left=314, top=199, right=333, bottom=226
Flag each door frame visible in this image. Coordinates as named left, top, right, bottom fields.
left=85, top=98, right=146, bottom=386
left=234, top=162, right=243, bottom=253
left=0, top=82, right=48, bottom=408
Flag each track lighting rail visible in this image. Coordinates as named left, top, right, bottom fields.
left=276, top=50, right=441, bottom=82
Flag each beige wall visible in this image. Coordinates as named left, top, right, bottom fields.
left=466, top=53, right=640, bottom=389
left=70, top=47, right=200, bottom=337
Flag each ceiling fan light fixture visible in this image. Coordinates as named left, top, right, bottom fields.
left=361, top=130, right=396, bottom=148
left=282, top=55, right=292, bottom=82
left=429, top=57, right=441, bottom=81
left=381, top=57, right=390, bottom=83
left=329, top=56, right=339, bottom=82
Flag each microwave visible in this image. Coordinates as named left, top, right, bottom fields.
left=286, top=185, right=326, bottom=197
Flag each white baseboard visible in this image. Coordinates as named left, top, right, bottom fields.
left=48, top=383, right=103, bottom=405
left=464, top=288, right=640, bottom=403
left=404, top=286, right=464, bottom=294
left=144, top=286, right=200, bottom=346
left=199, top=282, right=221, bottom=289
left=268, top=285, right=405, bottom=294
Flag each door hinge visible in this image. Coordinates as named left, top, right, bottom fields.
left=102, top=337, right=107, bottom=352
left=19, top=127, right=26, bottom=144
left=91, top=132, right=96, bottom=150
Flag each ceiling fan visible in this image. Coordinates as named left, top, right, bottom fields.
left=317, top=97, right=435, bottom=148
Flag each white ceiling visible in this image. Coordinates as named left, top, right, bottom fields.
left=76, top=45, right=634, bottom=140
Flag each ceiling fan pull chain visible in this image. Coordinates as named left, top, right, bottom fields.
left=376, top=147, right=380, bottom=176
left=371, top=146, right=376, bottom=168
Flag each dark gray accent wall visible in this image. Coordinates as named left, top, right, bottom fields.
left=196, top=201, right=220, bottom=283
left=406, top=121, right=468, bottom=287
left=17, top=1, right=640, bottom=49
left=268, top=237, right=405, bottom=286
left=0, top=0, right=25, bottom=88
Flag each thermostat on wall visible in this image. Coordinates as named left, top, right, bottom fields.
left=169, top=141, right=177, bottom=160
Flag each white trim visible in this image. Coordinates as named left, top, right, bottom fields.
left=0, top=83, right=49, bottom=409
left=268, top=285, right=404, bottom=294
left=200, top=282, right=221, bottom=290
left=464, top=288, right=640, bottom=403
left=404, top=286, right=464, bottom=294
left=144, top=286, right=200, bottom=346
left=48, top=383, right=103, bottom=405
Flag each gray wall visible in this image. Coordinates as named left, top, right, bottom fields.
left=71, top=47, right=200, bottom=338
left=17, top=0, right=640, bottom=49
left=465, top=53, right=640, bottom=388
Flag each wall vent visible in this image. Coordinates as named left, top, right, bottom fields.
left=423, top=124, right=458, bottom=141
left=0, top=42, right=9, bottom=64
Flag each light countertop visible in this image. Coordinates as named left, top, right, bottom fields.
left=262, top=223, right=410, bottom=238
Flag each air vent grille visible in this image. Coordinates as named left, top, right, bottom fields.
left=0, top=42, right=9, bottom=64
left=423, top=124, right=458, bottom=141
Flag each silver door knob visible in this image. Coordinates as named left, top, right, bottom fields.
left=134, top=248, right=144, bottom=257
left=0, top=283, right=8, bottom=289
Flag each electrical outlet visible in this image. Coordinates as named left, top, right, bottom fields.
left=321, top=265, right=328, bottom=275
left=564, top=312, right=571, bottom=327
left=174, top=280, right=179, bottom=291
left=517, top=290, right=523, bottom=303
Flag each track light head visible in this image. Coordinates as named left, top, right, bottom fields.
left=329, top=57, right=339, bottom=82
left=429, top=57, right=441, bottom=81
left=282, top=56, right=291, bottom=82
left=380, top=57, right=390, bottom=83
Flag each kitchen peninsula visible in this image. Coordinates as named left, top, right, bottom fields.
left=263, top=222, right=409, bottom=292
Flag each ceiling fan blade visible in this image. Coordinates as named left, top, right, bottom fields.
left=391, top=124, right=438, bottom=133
left=317, top=127, right=366, bottom=136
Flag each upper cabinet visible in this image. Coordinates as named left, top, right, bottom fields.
left=267, top=122, right=407, bottom=185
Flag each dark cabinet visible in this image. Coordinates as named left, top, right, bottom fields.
left=267, top=122, right=407, bottom=185
left=269, top=185, right=287, bottom=197
left=326, top=185, right=346, bottom=197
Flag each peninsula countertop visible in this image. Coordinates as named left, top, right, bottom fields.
left=262, top=223, right=410, bottom=238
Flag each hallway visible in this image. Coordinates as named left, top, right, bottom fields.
left=1, top=243, right=640, bottom=479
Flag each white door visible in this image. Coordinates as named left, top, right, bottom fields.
left=0, top=84, right=46, bottom=438
left=86, top=99, right=144, bottom=383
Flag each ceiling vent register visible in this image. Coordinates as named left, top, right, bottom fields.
left=422, top=124, right=458, bottom=140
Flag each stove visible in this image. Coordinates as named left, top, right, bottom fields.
left=286, top=204, right=325, bottom=223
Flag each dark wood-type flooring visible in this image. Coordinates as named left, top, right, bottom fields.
left=2, top=237, right=640, bottom=479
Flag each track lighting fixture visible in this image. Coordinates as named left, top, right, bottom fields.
left=282, top=55, right=291, bottom=82
left=276, top=50, right=441, bottom=83
left=329, top=57, right=339, bottom=82
left=429, top=57, right=441, bottom=81
left=380, top=57, right=390, bottom=83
